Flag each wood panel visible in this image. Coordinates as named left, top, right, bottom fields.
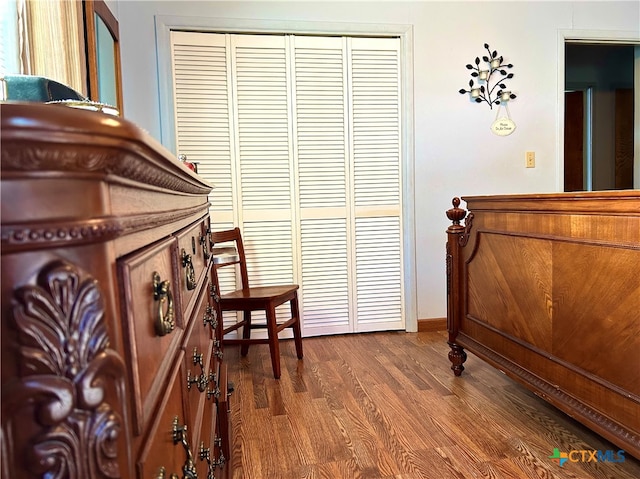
left=467, top=233, right=552, bottom=350
left=445, top=192, right=640, bottom=461
left=552, top=242, right=640, bottom=395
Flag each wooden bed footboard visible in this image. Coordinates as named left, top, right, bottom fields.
left=445, top=192, right=640, bottom=459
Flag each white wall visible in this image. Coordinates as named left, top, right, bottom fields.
left=116, top=0, right=639, bottom=324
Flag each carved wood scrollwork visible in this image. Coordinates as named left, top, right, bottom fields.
left=1, top=141, right=211, bottom=196
left=445, top=241, right=452, bottom=295
left=4, top=260, right=125, bottom=478
left=459, top=212, right=474, bottom=247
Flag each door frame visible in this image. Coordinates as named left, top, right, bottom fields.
left=154, top=15, right=418, bottom=332
left=557, top=29, right=640, bottom=191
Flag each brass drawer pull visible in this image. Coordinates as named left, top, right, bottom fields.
left=203, top=305, right=218, bottom=331
left=209, top=281, right=220, bottom=303
left=186, top=347, right=209, bottom=393
left=200, top=441, right=225, bottom=472
left=212, top=338, right=223, bottom=360
left=198, top=444, right=214, bottom=478
left=209, top=371, right=218, bottom=388
left=199, top=234, right=211, bottom=261
left=214, top=347, right=223, bottom=361
left=206, top=385, right=220, bottom=401
left=156, top=466, right=179, bottom=479
left=153, top=272, right=175, bottom=337
left=156, top=466, right=180, bottom=479
left=206, top=225, right=215, bottom=254
left=181, top=248, right=197, bottom=291
left=172, top=416, right=198, bottom=478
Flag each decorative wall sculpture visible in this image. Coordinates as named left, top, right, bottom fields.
left=459, top=43, right=517, bottom=109
left=459, top=44, right=518, bottom=136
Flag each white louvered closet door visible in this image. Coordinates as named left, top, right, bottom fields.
left=171, top=31, right=234, bottom=226
left=291, top=36, right=403, bottom=335
left=170, top=31, right=238, bottom=314
left=231, top=35, right=296, bottom=331
left=292, top=36, right=352, bottom=335
left=349, top=37, right=403, bottom=332
left=170, top=32, right=404, bottom=337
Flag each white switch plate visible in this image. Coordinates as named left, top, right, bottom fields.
left=526, top=151, right=535, bottom=168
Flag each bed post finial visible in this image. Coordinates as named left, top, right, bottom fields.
left=446, top=197, right=468, bottom=376
left=446, top=197, right=467, bottom=227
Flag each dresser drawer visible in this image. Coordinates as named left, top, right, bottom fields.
left=195, top=379, right=217, bottom=479
left=181, top=285, right=214, bottom=449
left=181, top=279, right=223, bottom=479
left=119, top=236, right=183, bottom=435
left=136, top=352, right=197, bottom=479
left=176, top=219, right=210, bottom=318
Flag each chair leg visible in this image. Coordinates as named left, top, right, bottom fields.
left=291, top=294, right=303, bottom=359
left=266, top=302, right=281, bottom=379
left=240, top=310, right=251, bottom=357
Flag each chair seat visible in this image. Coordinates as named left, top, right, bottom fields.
left=219, top=285, right=298, bottom=310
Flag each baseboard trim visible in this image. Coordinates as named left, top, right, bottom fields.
left=417, top=317, right=446, bottom=332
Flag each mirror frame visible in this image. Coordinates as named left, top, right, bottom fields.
left=83, top=0, right=123, bottom=113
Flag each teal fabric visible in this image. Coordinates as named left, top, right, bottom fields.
left=3, top=75, right=85, bottom=102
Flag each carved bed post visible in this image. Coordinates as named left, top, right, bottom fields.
left=446, top=197, right=468, bottom=376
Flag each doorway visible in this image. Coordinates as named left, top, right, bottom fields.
left=564, top=43, right=636, bottom=191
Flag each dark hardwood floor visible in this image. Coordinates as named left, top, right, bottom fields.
left=226, top=331, right=639, bottom=479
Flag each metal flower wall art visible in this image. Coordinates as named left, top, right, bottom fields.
left=459, top=43, right=516, bottom=109
left=459, top=43, right=518, bottom=136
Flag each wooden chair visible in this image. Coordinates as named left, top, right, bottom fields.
left=210, top=227, right=303, bottom=379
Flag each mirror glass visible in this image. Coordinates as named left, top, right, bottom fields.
left=94, top=12, right=117, bottom=108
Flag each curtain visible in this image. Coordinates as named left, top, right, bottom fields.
left=17, top=0, right=86, bottom=95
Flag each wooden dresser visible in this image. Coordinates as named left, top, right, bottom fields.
left=1, top=103, right=232, bottom=479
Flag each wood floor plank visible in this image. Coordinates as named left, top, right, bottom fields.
left=368, top=383, right=444, bottom=451
left=227, top=331, right=640, bottom=479
left=331, top=407, right=386, bottom=477
left=331, top=358, right=406, bottom=476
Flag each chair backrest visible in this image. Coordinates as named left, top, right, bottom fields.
left=210, top=227, right=250, bottom=289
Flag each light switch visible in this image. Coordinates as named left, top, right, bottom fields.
left=526, top=151, right=535, bottom=168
